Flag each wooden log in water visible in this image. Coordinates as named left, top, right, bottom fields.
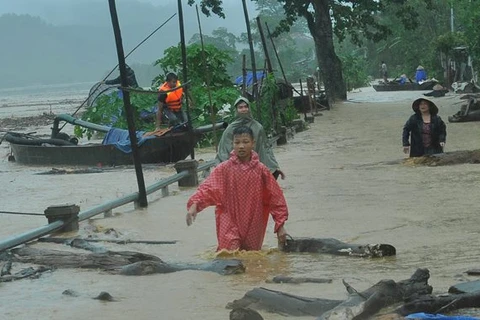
left=318, top=268, right=432, bottom=319
left=449, top=280, right=480, bottom=294
left=403, top=149, right=480, bottom=166
left=229, top=307, right=264, bottom=320
left=466, top=268, right=480, bottom=276
left=227, top=287, right=344, bottom=317
left=39, top=237, right=177, bottom=246
left=3, top=246, right=245, bottom=276
left=396, top=291, right=480, bottom=316
left=227, top=268, right=432, bottom=319
left=282, top=237, right=396, bottom=258
left=8, top=246, right=160, bottom=269
left=0, top=266, right=53, bottom=282
left=267, top=275, right=332, bottom=284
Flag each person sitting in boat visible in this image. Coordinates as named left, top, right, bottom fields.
left=415, top=65, right=427, bottom=83
left=157, top=72, right=186, bottom=128
left=399, top=74, right=408, bottom=85
left=103, top=64, right=139, bottom=88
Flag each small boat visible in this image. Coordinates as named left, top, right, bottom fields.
left=4, top=114, right=226, bottom=166
left=373, top=79, right=439, bottom=92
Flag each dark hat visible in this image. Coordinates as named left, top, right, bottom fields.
left=412, top=98, right=438, bottom=115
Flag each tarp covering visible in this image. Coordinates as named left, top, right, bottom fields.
left=234, top=71, right=267, bottom=87
left=102, top=128, right=155, bottom=153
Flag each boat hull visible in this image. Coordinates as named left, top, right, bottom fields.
left=373, top=81, right=438, bottom=92
left=8, top=132, right=193, bottom=166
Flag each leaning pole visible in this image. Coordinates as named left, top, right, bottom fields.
left=242, top=0, right=261, bottom=123
left=108, top=0, right=148, bottom=207
left=177, top=0, right=195, bottom=159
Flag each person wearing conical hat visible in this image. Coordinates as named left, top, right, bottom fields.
left=415, top=65, right=427, bottom=83
left=402, top=98, right=446, bottom=157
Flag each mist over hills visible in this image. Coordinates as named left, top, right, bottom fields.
left=0, top=0, right=250, bottom=88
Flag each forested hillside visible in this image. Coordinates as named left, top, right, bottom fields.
left=0, top=0, right=245, bottom=88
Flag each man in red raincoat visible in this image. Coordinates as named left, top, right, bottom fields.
left=186, top=126, right=288, bottom=251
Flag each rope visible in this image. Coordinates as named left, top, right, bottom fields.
left=0, top=210, right=44, bottom=217
left=58, top=13, right=177, bottom=132
left=119, top=80, right=191, bottom=94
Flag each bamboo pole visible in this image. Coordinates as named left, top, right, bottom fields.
left=256, top=17, right=278, bottom=132
left=256, top=17, right=273, bottom=73
left=265, top=22, right=300, bottom=96
left=195, top=5, right=218, bottom=152
left=108, top=0, right=147, bottom=207
left=242, top=54, right=247, bottom=97
left=241, top=0, right=261, bottom=123
left=177, top=0, right=195, bottom=159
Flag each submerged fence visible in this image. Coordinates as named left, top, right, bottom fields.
left=0, top=160, right=216, bottom=253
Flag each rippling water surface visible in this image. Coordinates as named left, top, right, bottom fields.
left=1, top=85, right=480, bottom=320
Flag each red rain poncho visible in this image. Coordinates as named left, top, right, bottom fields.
left=187, top=151, right=288, bottom=251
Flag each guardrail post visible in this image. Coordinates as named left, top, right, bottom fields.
left=277, top=126, right=288, bottom=145
left=161, top=186, right=169, bottom=197
left=104, top=209, right=113, bottom=218
left=44, top=204, right=80, bottom=232
left=292, top=119, right=306, bottom=132
left=174, top=159, right=199, bottom=187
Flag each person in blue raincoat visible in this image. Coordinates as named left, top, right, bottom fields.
left=415, top=65, right=427, bottom=83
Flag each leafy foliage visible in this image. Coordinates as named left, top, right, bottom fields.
left=339, top=53, right=369, bottom=91
left=152, top=43, right=233, bottom=88
left=74, top=91, right=157, bottom=139
left=188, top=0, right=434, bottom=100
left=248, top=73, right=299, bottom=135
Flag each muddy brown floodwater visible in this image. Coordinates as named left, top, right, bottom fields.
left=1, top=86, right=480, bottom=320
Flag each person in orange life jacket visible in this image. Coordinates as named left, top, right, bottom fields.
left=156, top=72, right=186, bottom=127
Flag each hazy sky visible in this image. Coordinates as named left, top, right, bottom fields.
left=0, top=0, right=261, bottom=86
left=0, top=0, right=256, bottom=21
left=0, top=0, right=257, bottom=36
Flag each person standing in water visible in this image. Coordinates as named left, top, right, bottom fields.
left=186, top=125, right=289, bottom=252
left=216, top=96, right=285, bottom=180
left=402, top=98, right=446, bottom=157
left=381, top=61, right=388, bottom=83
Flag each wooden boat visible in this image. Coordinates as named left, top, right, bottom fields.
left=373, top=80, right=439, bottom=92
left=4, top=114, right=226, bottom=166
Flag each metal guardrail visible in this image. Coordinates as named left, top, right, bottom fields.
left=0, top=159, right=217, bottom=253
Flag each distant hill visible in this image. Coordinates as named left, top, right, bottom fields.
left=0, top=0, right=249, bottom=88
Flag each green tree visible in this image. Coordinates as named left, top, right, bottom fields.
left=188, top=0, right=433, bottom=101
left=188, top=27, right=242, bottom=79
left=248, top=0, right=315, bottom=81
left=153, top=43, right=240, bottom=137
left=452, top=0, right=480, bottom=73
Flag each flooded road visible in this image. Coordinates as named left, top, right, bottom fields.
left=1, top=86, right=480, bottom=319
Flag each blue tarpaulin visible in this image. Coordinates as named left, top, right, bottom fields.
left=234, top=71, right=267, bottom=87
left=406, top=313, right=480, bottom=320
left=102, top=127, right=155, bottom=153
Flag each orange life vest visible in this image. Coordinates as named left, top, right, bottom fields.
left=158, top=81, right=183, bottom=111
